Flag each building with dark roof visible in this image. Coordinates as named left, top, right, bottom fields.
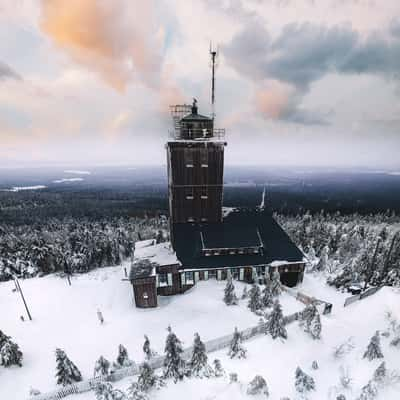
left=129, top=99, right=305, bottom=308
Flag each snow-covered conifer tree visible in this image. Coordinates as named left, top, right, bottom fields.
left=295, top=367, right=315, bottom=394
left=241, top=286, right=248, bottom=300
left=247, top=375, right=269, bottom=397
left=299, top=304, right=321, bottom=340
left=223, top=275, right=238, bottom=305
left=189, top=333, right=213, bottom=378
left=271, top=268, right=282, bottom=297
left=0, top=337, right=23, bottom=367
left=363, top=331, right=383, bottom=361
left=55, top=348, right=82, bottom=386
left=247, top=284, right=262, bottom=313
left=265, top=300, right=287, bottom=340
left=94, top=355, right=110, bottom=377
left=163, top=326, right=185, bottom=382
left=228, top=327, right=247, bottom=359
left=261, top=284, right=274, bottom=308
left=213, top=359, right=225, bottom=377
left=143, top=335, right=157, bottom=360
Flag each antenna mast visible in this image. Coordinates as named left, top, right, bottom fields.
left=209, top=42, right=218, bottom=120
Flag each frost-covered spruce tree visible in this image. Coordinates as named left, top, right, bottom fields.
left=0, top=337, right=23, bottom=367
left=94, top=355, right=110, bottom=377
left=241, top=286, right=249, bottom=299
left=295, top=367, right=315, bottom=394
left=247, top=375, right=269, bottom=397
left=115, top=344, right=133, bottom=368
left=363, top=331, right=383, bottom=361
left=213, top=359, right=225, bottom=377
left=261, top=284, right=274, bottom=308
left=265, top=300, right=287, bottom=340
left=223, top=275, right=238, bottom=305
left=0, top=330, right=9, bottom=348
left=228, top=327, right=247, bottom=359
left=299, top=304, right=321, bottom=340
left=163, top=326, right=185, bottom=382
left=248, top=284, right=262, bottom=313
left=189, top=333, right=213, bottom=378
left=55, top=348, right=82, bottom=386
left=95, top=382, right=126, bottom=400
left=143, top=335, right=156, bottom=361
left=271, top=268, right=282, bottom=297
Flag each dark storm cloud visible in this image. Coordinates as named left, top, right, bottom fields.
left=223, top=21, right=400, bottom=123
left=0, top=61, right=22, bottom=81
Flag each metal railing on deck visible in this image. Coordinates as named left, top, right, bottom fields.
left=168, top=128, right=225, bottom=141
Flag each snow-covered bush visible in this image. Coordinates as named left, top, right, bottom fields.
left=136, top=362, right=164, bottom=392
left=247, top=375, right=269, bottom=397
left=55, top=348, right=82, bottom=386
left=333, top=337, right=355, bottom=359
left=294, top=367, right=315, bottom=394
left=94, top=355, right=110, bottom=377
left=213, top=359, right=225, bottom=377
left=95, top=382, right=126, bottom=400
left=114, top=344, right=134, bottom=369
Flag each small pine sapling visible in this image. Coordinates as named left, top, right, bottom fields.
left=143, top=335, right=157, bottom=361
left=363, top=331, right=384, bottom=361
left=247, top=375, right=269, bottom=397
left=229, top=372, right=238, bottom=383
left=294, top=367, right=315, bottom=394
left=189, top=333, right=214, bottom=378
left=228, top=327, right=247, bottom=359
left=115, top=344, right=134, bottom=368
left=55, top=348, right=82, bottom=386
left=94, top=355, right=110, bottom=377
left=312, top=360, right=319, bottom=370
left=223, top=275, right=238, bottom=305
left=241, top=286, right=249, bottom=300
left=265, top=300, right=287, bottom=340
left=163, top=326, right=185, bottom=382
left=357, top=380, right=378, bottom=400
left=372, top=362, right=386, bottom=385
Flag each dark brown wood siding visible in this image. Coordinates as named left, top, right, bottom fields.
left=132, top=276, right=157, bottom=308
left=167, top=142, right=225, bottom=224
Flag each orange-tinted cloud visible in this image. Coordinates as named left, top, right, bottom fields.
left=254, top=80, right=295, bottom=119
left=40, top=0, right=164, bottom=91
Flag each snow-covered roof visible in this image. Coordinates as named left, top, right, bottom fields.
left=134, top=241, right=181, bottom=267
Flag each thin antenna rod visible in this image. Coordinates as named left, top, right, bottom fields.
left=210, top=42, right=218, bottom=119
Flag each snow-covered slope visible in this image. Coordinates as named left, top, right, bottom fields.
left=0, top=267, right=399, bottom=400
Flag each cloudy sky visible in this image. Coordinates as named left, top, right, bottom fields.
left=1, top=0, right=400, bottom=168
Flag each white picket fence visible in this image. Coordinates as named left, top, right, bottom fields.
left=28, top=311, right=300, bottom=400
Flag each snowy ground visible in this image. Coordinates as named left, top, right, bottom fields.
left=1, top=266, right=399, bottom=400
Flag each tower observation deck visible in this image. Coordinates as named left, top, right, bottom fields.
left=166, top=99, right=227, bottom=247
